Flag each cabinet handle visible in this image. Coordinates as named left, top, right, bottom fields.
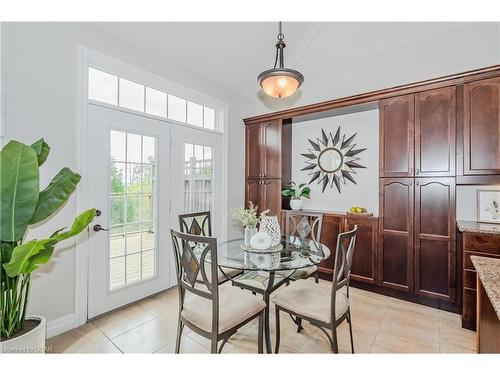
left=416, top=168, right=420, bottom=175
left=409, top=180, right=413, bottom=186
left=416, top=180, right=419, bottom=186
left=409, top=167, right=413, bottom=175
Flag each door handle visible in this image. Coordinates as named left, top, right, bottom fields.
left=93, top=224, right=109, bottom=232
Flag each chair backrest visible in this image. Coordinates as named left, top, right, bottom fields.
left=179, top=211, right=212, bottom=236
left=285, top=211, right=324, bottom=242
left=170, top=229, right=219, bottom=334
left=330, top=225, right=357, bottom=321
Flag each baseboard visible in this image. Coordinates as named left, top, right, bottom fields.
left=46, top=313, right=79, bottom=339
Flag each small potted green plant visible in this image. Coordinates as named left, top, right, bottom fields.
left=233, top=202, right=269, bottom=246
left=0, top=139, right=96, bottom=353
left=282, top=182, right=311, bottom=210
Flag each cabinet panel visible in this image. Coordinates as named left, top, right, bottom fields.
left=464, top=77, right=500, bottom=175
left=379, top=178, right=413, bottom=292
left=261, top=179, right=282, bottom=216
left=245, top=124, right=263, bottom=179
left=245, top=179, right=262, bottom=211
left=262, top=121, right=282, bottom=178
left=379, top=95, right=415, bottom=177
left=415, top=87, right=456, bottom=176
left=344, top=217, right=378, bottom=284
left=415, top=178, right=456, bottom=301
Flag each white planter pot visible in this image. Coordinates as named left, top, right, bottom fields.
left=0, top=316, right=46, bottom=353
left=290, top=199, right=303, bottom=210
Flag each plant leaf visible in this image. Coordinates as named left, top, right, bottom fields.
left=0, top=141, right=40, bottom=242
left=3, top=239, right=56, bottom=277
left=30, top=138, right=50, bottom=166
left=30, top=167, right=81, bottom=224
left=51, top=208, right=97, bottom=242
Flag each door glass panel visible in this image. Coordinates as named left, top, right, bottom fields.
left=109, top=130, right=157, bottom=291
left=184, top=142, right=213, bottom=214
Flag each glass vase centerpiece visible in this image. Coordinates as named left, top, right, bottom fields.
left=234, top=202, right=270, bottom=247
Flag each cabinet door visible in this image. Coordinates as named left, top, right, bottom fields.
left=245, top=179, right=262, bottom=209
left=245, top=123, right=263, bottom=179
left=344, top=217, right=378, bottom=284
left=379, top=178, right=414, bottom=292
left=415, top=87, right=456, bottom=176
left=318, top=215, right=344, bottom=277
left=464, top=77, right=500, bottom=175
left=261, top=179, right=282, bottom=216
left=379, top=95, right=415, bottom=177
left=414, top=177, right=456, bottom=302
left=262, top=120, right=282, bottom=178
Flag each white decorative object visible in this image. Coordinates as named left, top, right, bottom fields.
left=250, top=231, right=272, bottom=250
left=260, top=215, right=281, bottom=246
left=0, top=316, right=46, bottom=353
left=290, top=198, right=303, bottom=210
left=244, top=226, right=258, bottom=246
left=477, top=190, right=500, bottom=223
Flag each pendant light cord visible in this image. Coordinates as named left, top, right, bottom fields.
left=274, top=21, right=285, bottom=69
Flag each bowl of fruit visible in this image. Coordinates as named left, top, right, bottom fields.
left=347, top=206, right=373, bottom=216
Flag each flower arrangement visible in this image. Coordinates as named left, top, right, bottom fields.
left=281, top=182, right=311, bottom=199
left=234, top=201, right=269, bottom=228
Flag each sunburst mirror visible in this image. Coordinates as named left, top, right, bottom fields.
left=301, top=127, right=367, bottom=193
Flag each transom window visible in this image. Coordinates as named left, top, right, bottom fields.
left=88, top=67, right=219, bottom=131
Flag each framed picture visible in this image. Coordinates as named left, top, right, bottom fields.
left=477, top=190, right=500, bottom=224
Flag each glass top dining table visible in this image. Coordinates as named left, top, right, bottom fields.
left=216, top=236, right=331, bottom=272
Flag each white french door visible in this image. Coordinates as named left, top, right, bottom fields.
left=170, top=124, right=224, bottom=254
left=86, top=104, right=172, bottom=318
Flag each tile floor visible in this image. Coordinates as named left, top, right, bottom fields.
left=47, top=281, right=476, bottom=354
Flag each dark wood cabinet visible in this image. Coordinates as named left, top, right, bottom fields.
left=379, top=95, right=415, bottom=177
left=379, top=178, right=414, bottom=292
left=317, top=214, right=344, bottom=277
left=415, top=87, right=456, bottom=176
left=414, top=177, right=456, bottom=302
left=344, top=216, right=378, bottom=284
left=463, top=77, right=500, bottom=175
left=245, top=120, right=282, bottom=179
left=245, top=179, right=282, bottom=216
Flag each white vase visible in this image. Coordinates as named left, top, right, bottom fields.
left=0, top=316, right=46, bottom=353
left=290, top=198, right=303, bottom=210
left=259, top=215, right=281, bottom=246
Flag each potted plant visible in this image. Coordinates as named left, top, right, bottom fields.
left=282, top=182, right=311, bottom=210
left=0, top=139, right=96, bottom=353
left=233, top=202, right=269, bottom=246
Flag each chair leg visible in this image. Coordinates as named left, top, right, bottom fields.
left=347, top=309, right=355, bottom=354
left=314, top=272, right=319, bottom=284
left=258, top=312, right=264, bottom=354
left=175, top=320, right=184, bottom=353
left=296, top=317, right=303, bottom=333
left=211, top=338, right=218, bottom=354
left=275, top=306, right=281, bottom=353
left=331, top=327, right=339, bottom=354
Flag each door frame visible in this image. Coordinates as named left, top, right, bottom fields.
left=75, top=46, right=228, bottom=326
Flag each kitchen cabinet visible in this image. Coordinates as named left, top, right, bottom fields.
left=245, top=120, right=282, bottom=179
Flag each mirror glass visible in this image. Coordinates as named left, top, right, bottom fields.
left=318, top=148, right=343, bottom=172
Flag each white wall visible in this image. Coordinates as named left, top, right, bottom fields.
left=1, top=22, right=256, bottom=332
left=457, top=185, right=500, bottom=221
left=291, top=110, right=379, bottom=214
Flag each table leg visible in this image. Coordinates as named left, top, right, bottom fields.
left=263, top=271, right=276, bottom=353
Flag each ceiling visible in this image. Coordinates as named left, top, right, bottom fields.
left=88, top=22, right=476, bottom=102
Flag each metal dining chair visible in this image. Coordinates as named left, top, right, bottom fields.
left=179, top=211, right=241, bottom=284
left=171, top=229, right=266, bottom=353
left=272, top=225, right=357, bottom=353
left=282, top=211, right=324, bottom=283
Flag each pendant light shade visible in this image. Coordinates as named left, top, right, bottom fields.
left=258, top=22, right=304, bottom=98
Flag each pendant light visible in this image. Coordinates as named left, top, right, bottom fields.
left=258, top=22, right=304, bottom=98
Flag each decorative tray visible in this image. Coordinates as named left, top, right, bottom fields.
left=241, top=243, right=283, bottom=253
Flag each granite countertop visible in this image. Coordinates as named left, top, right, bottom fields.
left=471, top=256, right=500, bottom=320
left=457, top=220, right=500, bottom=235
